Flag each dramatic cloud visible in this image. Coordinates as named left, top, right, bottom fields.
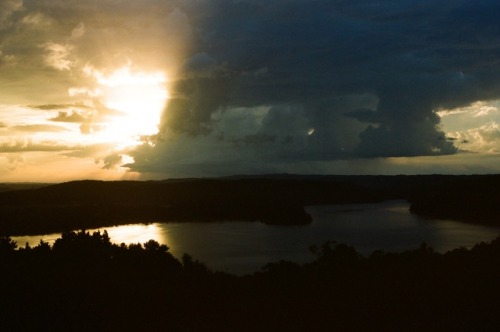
left=1, top=0, right=500, bottom=180
left=128, top=0, right=500, bottom=176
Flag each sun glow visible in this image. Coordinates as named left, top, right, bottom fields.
left=92, top=66, right=168, bottom=148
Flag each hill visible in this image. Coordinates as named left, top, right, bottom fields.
left=1, top=175, right=499, bottom=236
left=0, top=178, right=378, bottom=236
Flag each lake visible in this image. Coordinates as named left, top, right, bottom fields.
left=12, top=200, right=500, bottom=275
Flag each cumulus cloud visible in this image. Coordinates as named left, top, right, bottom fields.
left=2, top=0, right=500, bottom=178
left=437, top=100, right=500, bottom=153
left=126, top=0, right=500, bottom=176
left=101, top=153, right=124, bottom=170
left=449, top=123, right=500, bottom=153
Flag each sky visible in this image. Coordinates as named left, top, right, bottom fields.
left=1, top=0, right=500, bottom=182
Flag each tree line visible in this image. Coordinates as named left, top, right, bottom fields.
left=2, top=230, right=500, bottom=331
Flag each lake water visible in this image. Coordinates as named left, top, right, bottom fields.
left=12, top=200, right=500, bottom=275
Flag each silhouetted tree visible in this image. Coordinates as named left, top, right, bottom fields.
left=0, top=236, right=17, bottom=251
left=0, top=236, right=17, bottom=262
left=182, top=253, right=209, bottom=275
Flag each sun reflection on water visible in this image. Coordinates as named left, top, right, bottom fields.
left=101, top=224, right=163, bottom=245
left=12, top=223, right=169, bottom=249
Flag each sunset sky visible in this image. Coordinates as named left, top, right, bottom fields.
left=1, top=0, right=500, bottom=182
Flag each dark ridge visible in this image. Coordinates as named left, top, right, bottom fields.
left=0, top=183, right=51, bottom=193
left=0, top=178, right=379, bottom=236
left=409, top=175, right=500, bottom=224
left=1, top=175, right=499, bottom=236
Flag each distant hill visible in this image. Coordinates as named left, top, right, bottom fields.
left=0, top=175, right=499, bottom=236
left=0, top=178, right=379, bottom=236
left=0, top=183, right=51, bottom=193
left=408, top=175, right=500, bottom=224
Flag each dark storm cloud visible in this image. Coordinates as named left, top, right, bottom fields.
left=131, top=0, right=500, bottom=176
left=159, top=66, right=232, bottom=135
left=2, top=0, right=487, bottom=176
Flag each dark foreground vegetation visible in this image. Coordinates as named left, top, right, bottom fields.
left=2, top=230, right=500, bottom=331
left=1, top=174, right=499, bottom=236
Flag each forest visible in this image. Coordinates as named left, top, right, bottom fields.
left=1, top=175, right=500, bottom=330
left=1, top=174, right=499, bottom=236
left=1, top=230, right=500, bottom=331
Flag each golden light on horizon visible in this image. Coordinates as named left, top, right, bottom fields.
left=89, top=65, right=169, bottom=149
